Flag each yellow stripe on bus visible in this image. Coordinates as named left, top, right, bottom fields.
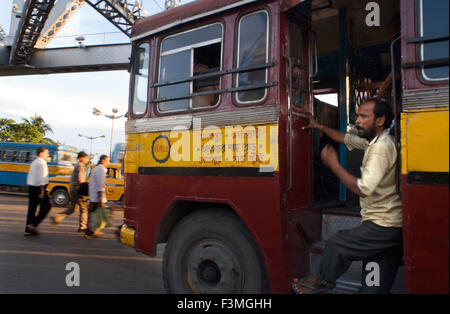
left=0, top=162, right=72, bottom=176
left=401, top=109, right=449, bottom=174
left=125, top=124, right=279, bottom=173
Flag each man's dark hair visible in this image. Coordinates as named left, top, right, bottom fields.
left=37, top=147, right=48, bottom=156
left=365, top=98, right=394, bottom=130
left=98, top=154, right=109, bottom=165
left=78, top=151, right=88, bottom=159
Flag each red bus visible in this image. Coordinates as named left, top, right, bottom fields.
left=120, top=0, right=448, bottom=293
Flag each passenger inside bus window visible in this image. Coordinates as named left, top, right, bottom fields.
left=192, top=44, right=221, bottom=108
left=236, top=11, right=268, bottom=103
left=158, top=23, right=223, bottom=112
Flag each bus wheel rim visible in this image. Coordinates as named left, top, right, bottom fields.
left=186, top=239, right=243, bottom=293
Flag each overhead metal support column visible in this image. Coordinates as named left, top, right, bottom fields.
left=10, top=0, right=57, bottom=65
left=35, top=0, right=86, bottom=48
left=85, top=0, right=149, bottom=37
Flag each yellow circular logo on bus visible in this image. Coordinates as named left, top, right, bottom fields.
left=151, top=135, right=171, bottom=164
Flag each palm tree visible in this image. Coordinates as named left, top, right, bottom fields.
left=23, top=113, right=53, bottom=135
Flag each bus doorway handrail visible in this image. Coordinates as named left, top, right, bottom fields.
left=390, top=36, right=401, bottom=196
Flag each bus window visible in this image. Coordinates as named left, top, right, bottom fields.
left=236, top=10, right=269, bottom=104
left=50, top=151, right=57, bottom=164
left=289, top=20, right=307, bottom=108
left=17, top=150, right=31, bottom=163
left=4, top=150, right=16, bottom=162
left=419, top=0, right=449, bottom=81
left=132, top=43, right=150, bottom=116
left=106, top=167, right=119, bottom=179
left=158, top=23, right=223, bottom=112
left=56, top=150, right=77, bottom=167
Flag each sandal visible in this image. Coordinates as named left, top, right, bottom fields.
left=291, top=277, right=329, bottom=294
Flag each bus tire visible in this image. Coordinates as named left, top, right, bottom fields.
left=163, top=209, right=270, bottom=294
left=51, top=188, right=70, bottom=207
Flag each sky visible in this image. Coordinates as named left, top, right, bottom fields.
left=0, top=0, right=194, bottom=159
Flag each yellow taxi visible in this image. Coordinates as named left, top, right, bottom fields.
left=47, top=163, right=124, bottom=207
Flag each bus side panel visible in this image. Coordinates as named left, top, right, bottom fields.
left=0, top=163, right=30, bottom=186
left=402, top=178, right=449, bottom=294
left=123, top=173, right=138, bottom=227
left=0, top=163, right=66, bottom=187
left=401, top=110, right=449, bottom=293
left=133, top=174, right=289, bottom=293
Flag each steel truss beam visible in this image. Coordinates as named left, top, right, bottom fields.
left=0, top=43, right=131, bottom=76
left=85, top=0, right=149, bottom=37
left=10, top=0, right=57, bottom=65
left=35, top=0, right=86, bottom=48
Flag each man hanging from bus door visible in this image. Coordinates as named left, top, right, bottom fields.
left=24, top=147, right=52, bottom=236
left=52, top=151, right=89, bottom=232
left=292, top=98, right=403, bottom=294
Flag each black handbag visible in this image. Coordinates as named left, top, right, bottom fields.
left=78, top=182, right=89, bottom=196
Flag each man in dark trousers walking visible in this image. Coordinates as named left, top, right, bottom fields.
left=52, top=151, right=90, bottom=232
left=24, top=147, right=52, bottom=236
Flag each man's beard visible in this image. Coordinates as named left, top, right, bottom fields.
left=356, top=123, right=377, bottom=141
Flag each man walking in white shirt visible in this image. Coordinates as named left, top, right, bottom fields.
left=25, top=147, right=52, bottom=236
left=85, top=154, right=109, bottom=239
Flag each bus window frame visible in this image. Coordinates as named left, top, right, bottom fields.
left=131, top=41, right=151, bottom=117
left=234, top=9, right=270, bottom=106
left=287, top=15, right=309, bottom=110
left=4, top=149, right=17, bottom=162
left=57, top=150, right=78, bottom=167
left=155, top=22, right=225, bottom=115
left=416, top=0, right=449, bottom=83
left=17, top=150, right=31, bottom=163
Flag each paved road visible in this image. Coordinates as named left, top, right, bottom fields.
left=0, top=193, right=165, bottom=294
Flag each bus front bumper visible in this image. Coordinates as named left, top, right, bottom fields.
left=120, top=224, right=136, bottom=248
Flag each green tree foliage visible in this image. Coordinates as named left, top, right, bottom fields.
left=23, top=113, right=54, bottom=135
left=0, top=115, right=57, bottom=144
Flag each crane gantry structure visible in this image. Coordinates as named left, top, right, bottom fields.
left=0, top=0, right=155, bottom=76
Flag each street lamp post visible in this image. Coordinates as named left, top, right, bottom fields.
left=93, top=107, right=124, bottom=158
left=79, top=134, right=106, bottom=162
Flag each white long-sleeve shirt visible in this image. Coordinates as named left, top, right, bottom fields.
left=89, top=164, right=107, bottom=203
left=26, top=157, right=49, bottom=186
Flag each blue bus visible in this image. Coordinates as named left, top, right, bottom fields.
left=111, top=143, right=125, bottom=164
left=0, top=142, right=79, bottom=188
